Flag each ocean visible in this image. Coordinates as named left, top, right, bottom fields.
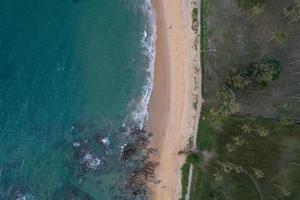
left=0, top=0, right=156, bottom=199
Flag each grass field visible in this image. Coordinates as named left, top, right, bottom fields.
left=184, top=0, right=300, bottom=199
left=180, top=163, right=190, bottom=200
left=203, top=0, right=300, bottom=121
left=190, top=106, right=300, bottom=200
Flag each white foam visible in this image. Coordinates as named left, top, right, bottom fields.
left=101, top=137, right=110, bottom=145
left=120, top=143, right=127, bottom=153
left=16, top=194, right=35, bottom=200
left=73, top=141, right=80, bottom=147
left=119, top=142, right=128, bottom=159
left=130, top=0, right=157, bottom=129
left=82, top=152, right=102, bottom=169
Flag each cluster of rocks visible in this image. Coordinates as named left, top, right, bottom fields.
left=119, top=127, right=159, bottom=200
left=70, top=121, right=159, bottom=200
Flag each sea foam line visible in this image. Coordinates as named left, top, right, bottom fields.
left=131, top=0, right=157, bottom=130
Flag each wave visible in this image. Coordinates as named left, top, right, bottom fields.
left=130, top=0, right=157, bottom=130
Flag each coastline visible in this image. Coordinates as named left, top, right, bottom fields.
left=148, top=0, right=201, bottom=199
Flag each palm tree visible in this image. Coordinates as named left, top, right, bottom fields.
left=214, top=86, right=240, bottom=116
left=225, top=68, right=251, bottom=90
left=226, top=143, right=236, bottom=153
left=273, top=184, right=291, bottom=197
left=233, top=165, right=244, bottom=174
left=256, top=127, right=269, bottom=137
left=213, top=170, right=223, bottom=182
left=280, top=116, right=294, bottom=126
left=252, top=63, right=275, bottom=84
left=232, top=136, right=245, bottom=146
left=239, top=123, right=252, bottom=134
left=252, top=168, right=264, bottom=179
left=250, top=60, right=280, bottom=87
left=218, top=161, right=233, bottom=174
left=270, top=32, right=287, bottom=44
left=284, top=2, right=300, bottom=24
left=252, top=5, right=264, bottom=16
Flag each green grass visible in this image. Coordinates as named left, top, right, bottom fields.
left=180, top=163, right=190, bottom=200
left=200, top=0, right=208, bottom=77
left=189, top=0, right=300, bottom=199
left=196, top=107, right=217, bottom=151
left=237, top=0, right=265, bottom=9
left=190, top=105, right=300, bottom=200
left=190, top=165, right=224, bottom=200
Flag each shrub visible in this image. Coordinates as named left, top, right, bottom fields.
left=271, top=32, right=287, bottom=45
left=225, top=68, right=251, bottom=90
left=186, top=152, right=201, bottom=165
left=284, top=1, right=300, bottom=24
left=212, top=86, right=240, bottom=117
left=249, top=59, right=281, bottom=87
left=191, top=7, right=199, bottom=33
left=280, top=116, right=294, bottom=126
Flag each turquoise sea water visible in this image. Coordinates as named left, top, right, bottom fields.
left=0, top=0, right=155, bottom=199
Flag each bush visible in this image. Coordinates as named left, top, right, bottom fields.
left=284, top=1, right=300, bottom=24
left=225, top=68, right=251, bottom=90
left=180, top=163, right=190, bottom=200
left=212, top=86, right=240, bottom=117
left=191, top=7, right=199, bottom=33
left=280, top=116, right=294, bottom=126
left=249, top=59, right=281, bottom=87
left=186, top=152, right=201, bottom=165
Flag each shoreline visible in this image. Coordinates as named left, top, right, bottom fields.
left=148, top=0, right=202, bottom=199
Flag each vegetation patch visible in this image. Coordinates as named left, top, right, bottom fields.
left=211, top=58, right=282, bottom=117
left=200, top=0, right=208, bottom=70
left=237, top=0, right=265, bottom=9
left=284, top=0, right=300, bottom=24
left=249, top=59, right=282, bottom=88
left=203, top=0, right=300, bottom=120
left=186, top=152, right=202, bottom=165
left=187, top=0, right=300, bottom=199
left=190, top=105, right=300, bottom=200
left=191, top=7, right=198, bottom=34
left=180, top=163, right=190, bottom=200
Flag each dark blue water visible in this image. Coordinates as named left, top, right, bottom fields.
left=0, top=0, right=156, bottom=199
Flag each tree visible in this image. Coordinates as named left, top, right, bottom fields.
left=233, top=165, right=244, bottom=174
left=250, top=60, right=281, bottom=87
left=239, top=123, right=253, bottom=134
left=212, top=86, right=240, bottom=117
left=220, top=162, right=233, bottom=174
left=186, top=152, right=201, bottom=165
left=252, top=168, right=264, bottom=179
left=232, top=136, right=245, bottom=146
left=280, top=116, right=294, bottom=126
left=225, top=68, right=251, bottom=90
left=274, top=184, right=291, bottom=197
left=284, top=1, right=300, bottom=24
left=213, top=170, right=223, bottom=182
left=256, top=127, right=269, bottom=137
left=252, top=5, right=264, bottom=16
left=270, top=32, right=287, bottom=45
left=226, top=143, right=236, bottom=153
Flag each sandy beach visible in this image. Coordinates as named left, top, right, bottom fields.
left=148, top=0, right=201, bottom=199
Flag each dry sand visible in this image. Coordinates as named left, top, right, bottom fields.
left=148, top=0, right=202, bottom=199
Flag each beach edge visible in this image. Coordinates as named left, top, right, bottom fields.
left=147, top=0, right=202, bottom=199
